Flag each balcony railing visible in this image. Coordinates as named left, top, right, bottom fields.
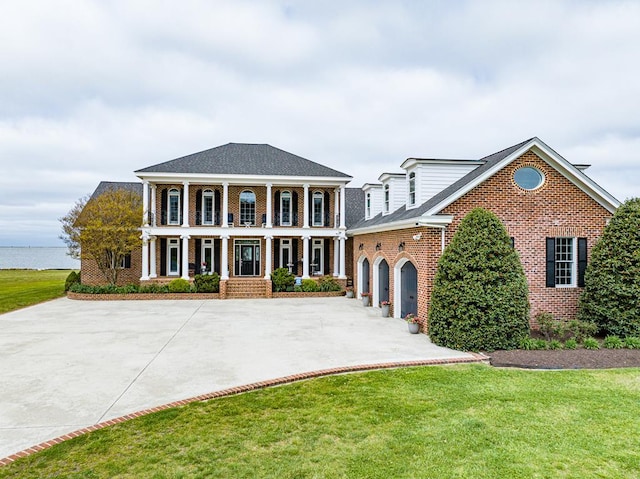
left=145, top=210, right=333, bottom=228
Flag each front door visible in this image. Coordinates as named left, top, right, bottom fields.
left=401, top=261, right=418, bottom=318
left=168, top=239, right=180, bottom=276
left=202, top=239, right=214, bottom=274
left=312, top=239, right=323, bottom=275
left=280, top=239, right=293, bottom=273
left=234, top=240, right=261, bottom=276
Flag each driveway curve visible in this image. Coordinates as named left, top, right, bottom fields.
left=0, top=296, right=477, bottom=459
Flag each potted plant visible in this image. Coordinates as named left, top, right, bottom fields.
left=405, top=313, right=420, bottom=334
left=381, top=300, right=391, bottom=317
left=361, top=292, right=371, bottom=307
left=345, top=286, right=354, bottom=298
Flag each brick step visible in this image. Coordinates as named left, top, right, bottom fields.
left=227, top=292, right=266, bottom=298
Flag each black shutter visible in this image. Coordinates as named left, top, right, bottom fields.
left=274, top=239, right=280, bottom=269
left=308, top=190, right=313, bottom=226
left=160, top=238, right=167, bottom=276
left=292, top=191, right=299, bottom=226
left=274, top=190, right=280, bottom=226
left=324, top=191, right=331, bottom=227
left=292, top=239, right=299, bottom=275
left=195, top=189, right=202, bottom=225
left=510, top=237, right=515, bottom=248
left=323, top=239, right=330, bottom=275
left=546, top=238, right=556, bottom=287
left=578, top=238, right=587, bottom=287
left=214, top=239, right=221, bottom=274
left=160, top=189, right=167, bottom=225
left=180, top=188, right=184, bottom=224
left=195, top=239, right=202, bottom=273
left=124, top=254, right=131, bottom=269
left=214, top=190, right=221, bottom=225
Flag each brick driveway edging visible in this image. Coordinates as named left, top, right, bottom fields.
left=0, top=354, right=487, bottom=467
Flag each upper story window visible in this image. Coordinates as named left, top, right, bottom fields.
left=202, top=189, right=214, bottom=225
left=313, top=191, right=324, bottom=226
left=240, top=190, right=256, bottom=225
left=281, top=191, right=292, bottom=226
left=168, top=188, right=180, bottom=225
left=408, top=172, right=416, bottom=206
left=366, top=192, right=371, bottom=219
left=383, top=184, right=390, bottom=213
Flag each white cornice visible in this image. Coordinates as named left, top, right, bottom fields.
left=348, top=215, right=454, bottom=236
left=400, top=157, right=481, bottom=170
left=141, top=226, right=345, bottom=238
left=135, top=172, right=351, bottom=187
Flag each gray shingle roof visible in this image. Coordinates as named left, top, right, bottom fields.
left=344, top=188, right=365, bottom=228
left=136, top=143, right=352, bottom=179
left=90, top=181, right=142, bottom=200
left=349, top=138, right=535, bottom=230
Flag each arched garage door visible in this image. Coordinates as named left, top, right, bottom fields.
left=400, top=261, right=418, bottom=318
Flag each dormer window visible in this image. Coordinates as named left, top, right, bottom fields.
left=168, top=188, right=180, bottom=225
left=366, top=192, right=371, bottom=219
left=409, top=172, right=416, bottom=206
left=384, top=184, right=390, bottom=213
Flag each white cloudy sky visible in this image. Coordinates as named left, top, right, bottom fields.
left=1, top=0, right=639, bottom=246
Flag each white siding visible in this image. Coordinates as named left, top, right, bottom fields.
left=363, top=185, right=384, bottom=219
left=409, top=163, right=479, bottom=207
left=384, top=175, right=406, bottom=214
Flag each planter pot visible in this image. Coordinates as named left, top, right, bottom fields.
left=346, top=291, right=354, bottom=298
left=408, top=322, right=420, bottom=334
left=381, top=305, right=390, bottom=317
left=362, top=296, right=370, bottom=307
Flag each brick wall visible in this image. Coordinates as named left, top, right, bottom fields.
left=81, top=247, right=142, bottom=286
left=352, top=151, right=612, bottom=329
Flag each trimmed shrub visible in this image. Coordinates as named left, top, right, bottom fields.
left=139, top=283, right=169, bottom=294
left=168, top=278, right=190, bottom=293
left=69, top=283, right=139, bottom=294
left=318, top=276, right=342, bottom=292
left=428, top=208, right=530, bottom=351
left=193, top=273, right=220, bottom=293
left=579, top=198, right=640, bottom=337
left=271, top=268, right=295, bottom=292
left=64, top=271, right=81, bottom=291
left=301, top=279, right=320, bottom=292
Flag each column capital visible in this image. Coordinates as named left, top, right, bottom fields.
left=180, top=233, right=191, bottom=240
left=264, top=235, right=274, bottom=240
left=220, top=234, right=230, bottom=240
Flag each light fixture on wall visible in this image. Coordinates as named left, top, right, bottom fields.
left=375, top=242, right=381, bottom=251
left=398, top=241, right=405, bottom=252
left=358, top=243, right=364, bottom=250
left=412, top=232, right=422, bottom=241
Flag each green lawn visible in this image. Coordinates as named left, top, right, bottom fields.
left=0, top=269, right=73, bottom=314
left=2, top=364, right=639, bottom=478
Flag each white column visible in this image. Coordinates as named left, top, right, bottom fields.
left=334, top=188, right=340, bottom=228
left=140, top=235, right=149, bottom=280
left=150, top=184, right=157, bottom=226
left=339, top=185, right=346, bottom=229
left=181, top=234, right=190, bottom=280
left=222, top=182, right=229, bottom=227
left=221, top=235, right=229, bottom=279
left=142, top=181, right=149, bottom=226
left=264, top=235, right=273, bottom=279
left=333, top=237, right=339, bottom=277
left=302, top=235, right=310, bottom=279
left=149, top=238, right=157, bottom=278
left=265, top=183, right=272, bottom=228
left=182, top=181, right=190, bottom=227
left=339, top=235, right=347, bottom=279
left=303, top=183, right=310, bottom=228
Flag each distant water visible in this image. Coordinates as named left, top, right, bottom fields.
left=0, top=247, right=80, bottom=270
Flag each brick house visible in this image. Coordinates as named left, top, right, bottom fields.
left=82, top=138, right=619, bottom=325
left=349, top=137, right=619, bottom=326
left=82, top=143, right=362, bottom=297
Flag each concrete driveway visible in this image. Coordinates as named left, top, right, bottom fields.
left=0, top=296, right=477, bottom=459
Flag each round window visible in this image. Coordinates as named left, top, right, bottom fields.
left=514, top=166, right=544, bottom=190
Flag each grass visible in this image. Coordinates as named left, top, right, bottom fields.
left=0, top=269, right=73, bottom=314
left=1, top=364, right=639, bottom=478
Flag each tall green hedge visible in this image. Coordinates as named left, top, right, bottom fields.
left=428, top=208, right=530, bottom=351
left=579, top=198, right=640, bottom=337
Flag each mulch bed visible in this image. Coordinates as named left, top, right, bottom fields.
left=487, top=348, right=640, bottom=369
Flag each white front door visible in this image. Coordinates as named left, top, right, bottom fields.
left=280, top=239, right=293, bottom=272
left=168, top=239, right=180, bottom=276
left=312, top=239, right=323, bottom=275
left=202, top=239, right=214, bottom=274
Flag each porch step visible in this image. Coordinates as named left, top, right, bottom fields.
left=225, top=279, right=267, bottom=298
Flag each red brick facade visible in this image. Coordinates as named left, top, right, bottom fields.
left=352, top=151, right=612, bottom=328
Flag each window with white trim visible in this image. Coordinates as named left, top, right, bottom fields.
left=240, top=190, right=256, bottom=225
left=366, top=192, right=371, bottom=219
left=168, top=188, right=180, bottom=225
left=313, top=191, right=324, bottom=226
left=546, top=237, right=587, bottom=288
left=202, top=189, right=214, bottom=225
left=408, top=172, right=416, bottom=206
left=383, top=184, right=390, bottom=213
left=281, top=191, right=292, bottom=226
left=555, top=237, right=575, bottom=286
